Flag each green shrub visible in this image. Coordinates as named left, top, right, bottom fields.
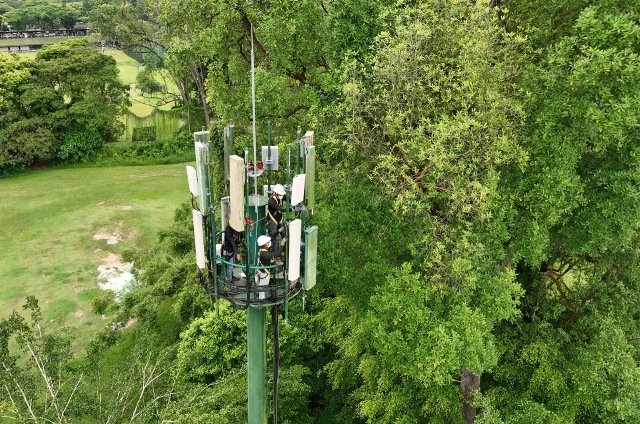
left=132, top=126, right=157, bottom=142
left=94, top=131, right=193, bottom=166
left=58, top=126, right=103, bottom=163
left=92, top=291, right=117, bottom=315
left=176, top=305, right=246, bottom=383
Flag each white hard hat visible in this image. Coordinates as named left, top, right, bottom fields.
left=257, top=235, right=271, bottom=247
left=273, top=184, right=285, bottom=196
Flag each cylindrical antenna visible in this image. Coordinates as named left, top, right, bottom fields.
left=251, top=23, right=258, bottom=216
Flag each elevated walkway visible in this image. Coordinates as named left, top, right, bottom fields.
left=0, top=30, right=88, bottom=52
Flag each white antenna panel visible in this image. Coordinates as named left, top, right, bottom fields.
left=288, top=219, right=302, bottom=281
left=290, top=174, right=306, bottom=206
left=186, top=166, right=199, bottom=197
left=192, top=209, right=206, bottom=269
left=229, top=155, right=245, bottom=232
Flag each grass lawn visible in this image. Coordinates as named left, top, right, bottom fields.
left=105, top=47, right=140, bottom=86
left=104, top=48, right=177, bottom=118
left=0, top=163, right=192, bottom=352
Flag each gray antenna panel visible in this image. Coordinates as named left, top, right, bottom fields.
left=261, top=146, right=279, bottom=170
left=224, top=125, right=234, bottom=181
left=220, top=196, right=230, bottom=237
left=194, top=142, right=209, bottom=212
left=305, top=146, right=315, bottom=211
left=304, top=226, right=318, bottom=290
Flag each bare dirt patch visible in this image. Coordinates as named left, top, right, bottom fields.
left=92, top=222, right=138, bottom=245
left=123, top=318, right=137, bottom=328
left=97, top=253, right=136, bottom=299
left=93, top=229, right=122, bottom=245
left=74, top=309, right=85, bottom=319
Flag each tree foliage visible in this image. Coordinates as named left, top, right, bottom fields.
left=481, top=2, right=640, bottom=422
left=2, top=0, right=81, bottom=31
left=3, top=0, right=640, bottom=422
left=35, top=39, right=128, bottom=142
left=0, top=40, right=127, bottom=172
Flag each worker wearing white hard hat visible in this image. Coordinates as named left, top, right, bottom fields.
left=267, top=184, right=287, bottom=245
left=222, top=224, right=243, bottom=282
left=256, top=233, right=286, bottom=299
left=257, top=235, right=272, bottom=248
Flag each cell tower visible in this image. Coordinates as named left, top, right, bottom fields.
left=186, top=123, right=317, bottom=424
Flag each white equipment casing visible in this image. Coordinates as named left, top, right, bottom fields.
left=192, top=209, right=206, bottom=269
left=288, top=219, right=302, bottom=281
left=256, top=272, right=270, bottom=300
left=261, top=146, right=279, bottom=170
left=290, top=174, right=306, bottom=206
left=229, top=155, right=245, bottom=232
left=186, top=166, right=199, bottom=198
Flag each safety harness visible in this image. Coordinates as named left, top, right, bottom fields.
left=258, top=247, right=272, bottom=279
left=267, top=194, right=283, bottom=224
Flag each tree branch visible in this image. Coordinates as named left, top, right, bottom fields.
left=237, top=8, right=266, bottom=56
left=2, top=363, right=38, bottom=422
left=283, top=105, right=310, bottom=118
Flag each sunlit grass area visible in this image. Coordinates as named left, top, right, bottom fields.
left=104, top=47, right=178, bottom=118
left=0, top=164, right=191, bottom=351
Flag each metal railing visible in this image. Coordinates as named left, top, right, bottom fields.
left=0, top=29, right=87, bottom=39
left=214, top=256, right=300, bottom=308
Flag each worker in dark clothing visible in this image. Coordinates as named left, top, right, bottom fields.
left=256, top=234, right=286, bottom=299
left=267, top=184, right=287, bottom=245
left=222, top=224, right=243, bottom=282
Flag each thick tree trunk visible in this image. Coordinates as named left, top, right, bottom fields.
left=460, top=368, right=480, bottom=423
left=175, top=77, right=190, bottom=105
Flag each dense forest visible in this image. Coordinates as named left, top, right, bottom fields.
left=1, top=0, right=640, bottom=422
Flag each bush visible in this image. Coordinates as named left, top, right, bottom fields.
left=176, top=305, right=247, bottom=383
left=92, top=291, right=117, bottom=315
left=0, top=124, right=57, bottom=173
left=58, top=126, right=103, bottom=163
left=94, top=132, right=193, bottom=166
left=132, top=126, right=157, bottom=142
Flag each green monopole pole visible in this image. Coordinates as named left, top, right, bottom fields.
left=247, top=307, right=266, bottom=424
left=246, top=190, right=268, bottom=423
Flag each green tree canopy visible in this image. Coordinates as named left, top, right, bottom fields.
left=35, top=39, right=128, bottom=142
left=2, top=0, right=80, bottom=30
left=0, top=40, right=128, bottom=172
